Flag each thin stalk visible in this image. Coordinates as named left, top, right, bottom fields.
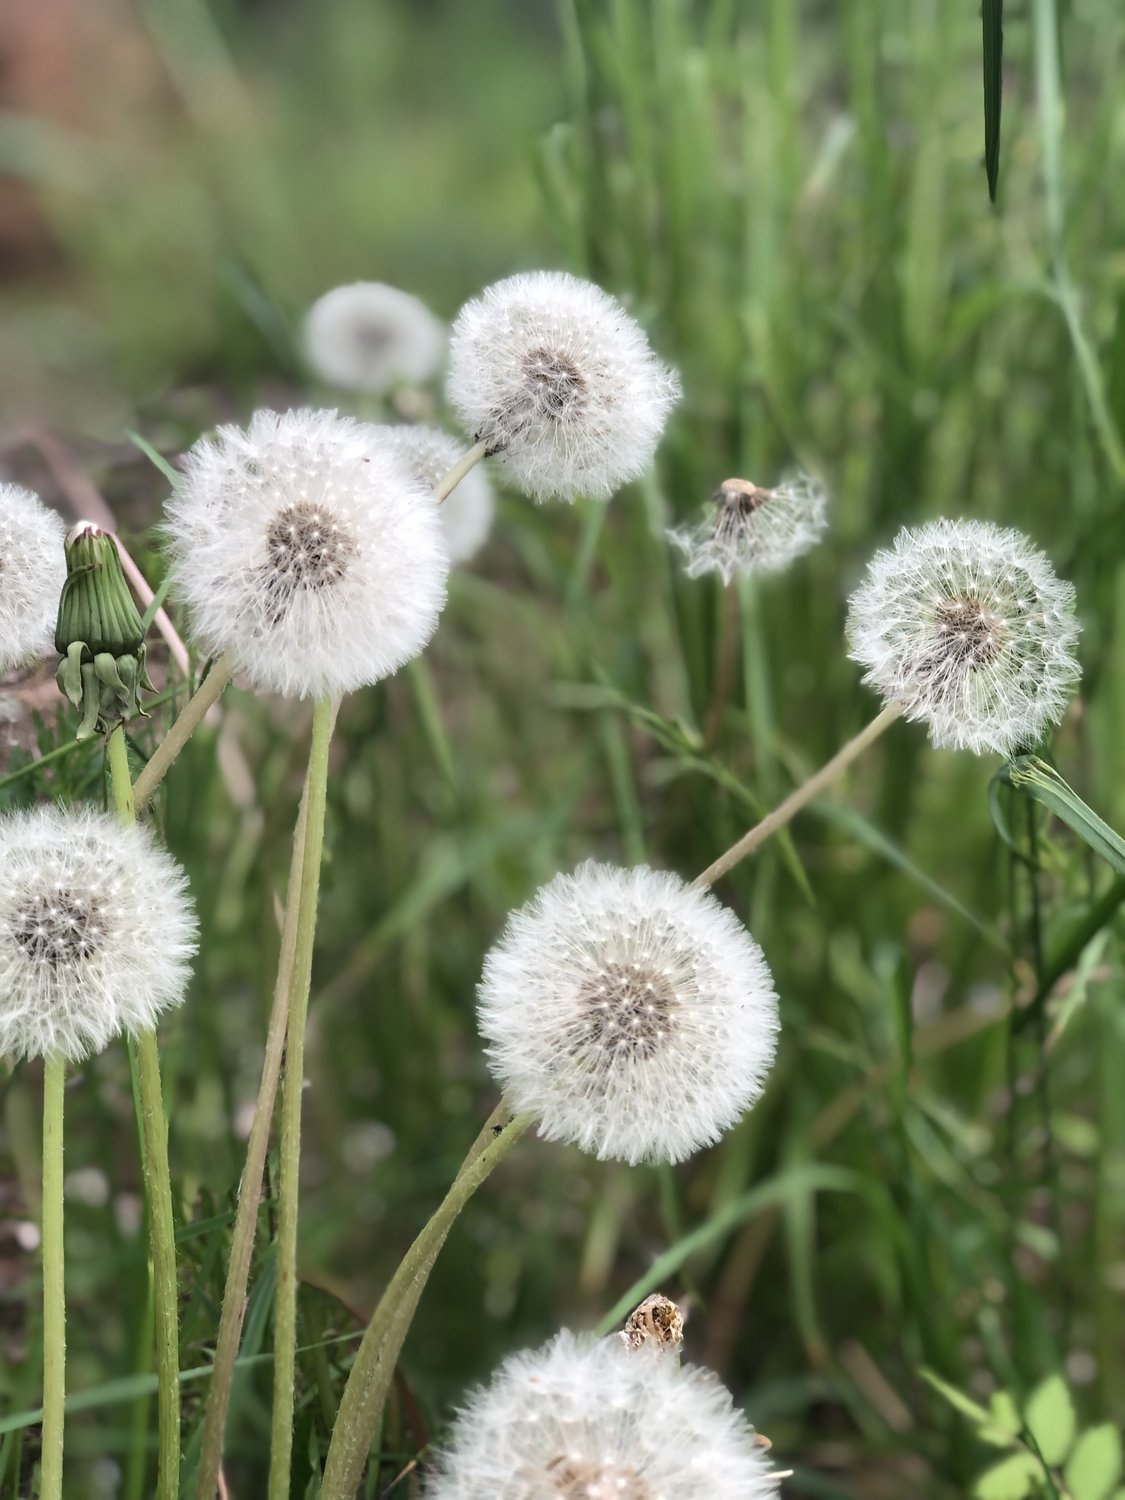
left=702, top=584, right=740, bottom=750
left=692, top=701, right=904, bottom=888
left=320, top=1107, right=533, bottom=1500
left=268, top=697, right=336, bottom=1500
left=40, top=1053, right=66, bottom=1500
left=132, top=653, right=235, bottom=809
left=433, top=440, right=488, bottom=504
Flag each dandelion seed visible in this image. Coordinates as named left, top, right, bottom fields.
left=447, top=272, right=681, bottom=503
left=377, top=424, right=495, bottom=565
left=669, top=470, right=829, bottom=583
left=424, top=1330, right=778, bottom=1500
left=0, top=483, right=67, bottom=674
left=478, top=860, right=779, bottom=1165
left=302, top=282, right=445, bottom=394
left=165, top=408, right=449, bottom=699
left=846, top=518, right=1081, bottom=755
left=0, top=806, right=197, bottom=1062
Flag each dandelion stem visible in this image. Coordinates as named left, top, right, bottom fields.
left=433, top=439, right=488, bottom=504
left=268, top=696, right=336, bottom=1500
left=320, top=1103, right=532, bottom=1499
left=132, top=652, right=236, bottom=808
left=40, top=1052, right=66, bottom=1500
left=692, top=701, right=904, bottom=888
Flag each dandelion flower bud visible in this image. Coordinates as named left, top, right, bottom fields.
left=424, top=1330, right=778, bottom=1500
left=302, top=282, right=445, bottom=394
left=166, top=408, right=449, bottom=699
left=0, top=806, right=197, bottom=1062
left=478, top=861, right=779, bottom=1165
left=669, top=470, right=829, bottom=583
left=846, top=518, right=1081, bottom=755
left=447, top=271, right=681, bottom=503
left=0, top=483, right=67, bottom=674
left=378, top=424, right=495, bottom=565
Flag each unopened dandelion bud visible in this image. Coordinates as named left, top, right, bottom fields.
left=669, top=469, right=829, bottom=583
left=0, top=482, right=67, bottom=673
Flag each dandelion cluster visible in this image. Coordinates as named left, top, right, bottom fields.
left=478, top=860, right=779, bottom=1165
left=669, top=470, right=829, bottom=583
left=447, top=272, right=681, bottom=502
left=846, top=518, right=1081, bottom=755
left=0, top=483, right=67, bottom=674
left=303, top=282, right=445, bottom=394
left=378, top=423, right=495, bottom=565
left=424, top=1331, right=777, bottom=1500
left=0, top=806, right=197, bottom=1062
left=165, top=408, right=450, bottom=699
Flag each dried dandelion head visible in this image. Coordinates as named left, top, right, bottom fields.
left=668, top=470, right=829, bottom=584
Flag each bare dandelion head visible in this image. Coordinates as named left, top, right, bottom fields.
left=846, top=518, right=1081, bottom=755
left=0, top=483, right=67, bottom=673
left=669, top=470, right=829, bottom=583
left=302, top=282, right=445, bottom=393
left=376, top=424, right=495, bottom=565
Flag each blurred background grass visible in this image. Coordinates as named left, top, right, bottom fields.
left=1, top=0, right=1124, bottom=1496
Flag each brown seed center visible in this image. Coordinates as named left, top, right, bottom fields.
left=934, top=595, right=1004, bottom=668
left=545, top=1455, right=650, bottom=1499
left=265, top=502, right=357, bottom=597
left=12, top=889, right=104, bottom=968
left=522, top=346, right=589, bottom=421
left=575, top=958, right=677, bottom=1063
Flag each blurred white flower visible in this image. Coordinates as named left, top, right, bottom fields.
left=424, top=1330, right=778, bottom=1500
left=378, top=424, right=495, bottom=565
left=302, top=282, right=445, bottom=394
left=669, top=470, right=828, bottom=583
left=0, top=483, right=67, bottom=674
left=846, top=518, right=1081, bottom=755
left=166, top=408, right=449, bottom=699
left=447, top=271, right=681, bottom=503
left=478, top=860, right=779, bottom=1165
left=0, top=806, right=197, bottom=1062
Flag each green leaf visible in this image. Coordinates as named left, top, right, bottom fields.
left=982, top=0, right=1004, bottom=202
left=1065, top=1426, right=1123, bottom=1500
left=1025, top=1374, right=1077, bottom=1466
left=126, top=429, right=181, bottom=489
left=920, top=1368, right=990, bottom=1426
left=980, top=1389, right=1025, bottom=1446
left=1000, top=757, right=1125, bottom=877
left=976, top=1452, right=1042, bottom=1500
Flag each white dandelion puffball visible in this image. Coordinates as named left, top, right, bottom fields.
left=478, top=861, right=779, bottom=1165
left=669, top=470, right=829, bottom=583
left=0, top=806, right=198, bottom=1062
left=0, top=483, right=67, bottom=673
left=302, top=282, right=445, bottom=394
left=378, top=424, right=495, bottom=565
left=846, top=518, right=1081, bottom=756
left=447, top=271, right=681, bottom=503
left=424, top=1330, right=777, bottom=1500
left=166, top=408, right=450, bottom=699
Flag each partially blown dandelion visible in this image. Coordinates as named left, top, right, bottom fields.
left=379, top=424, right=495, bottom=565
left=0, top=806, right=197, bottom=1062
left=424, top=1331, right=778, bottom=1500
left=302, top=282, right=445, bottom=394
left=478, top=861, right=779, bottom=1165
left=0, top=483, right=67, bottom=674
left=166, top=408, right=449, bottom=699
left=447, top=271, right=681, bottom=502
left=669, top=470, right=828, bottom=583
left=846, top=518, right=1080, bottom=755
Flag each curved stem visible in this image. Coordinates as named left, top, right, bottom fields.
left=692, top=702, right=904, bottom=889
left=132, top=653, right=235, bottom=809
left=268, top=697, right=336, bottom=1500
left=320, top=1106, right=532, bottom=1500
left=40, top=1053, right=66, bottom=1500
left=433, top=440, right=488, bottom=504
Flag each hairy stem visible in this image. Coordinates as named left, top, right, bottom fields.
left=132, top=653, right=235, bottom=808
left=39, top=1052, right=66, bottom=1500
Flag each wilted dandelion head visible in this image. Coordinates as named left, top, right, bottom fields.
left=447, top=272, right=681, bottom=503
left=846, top=518, right=1081, bottom=755
left=377, top=424, right=495, bottom=566
left=0, top=483, right=67, bottom=674
left=478, top=861, right=779, bottom=1165
left=0, top=806, right=197, bottom=1062
left=166, top=408, right=449, bottom=699
left=424, top=1331, right=778, bottom=1500
left=302, top=282, right=445, bottom=394
left=669, top=470, right=829, bottom=583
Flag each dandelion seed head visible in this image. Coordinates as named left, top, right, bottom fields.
left=0, top=483, right=67, bottom=673
left=302, top=282, right=445, bottom=393
left=377, top=424, right=495, bottom=565
left=0, top=807, right=197, bottom=1062
left=846, top=518, right=1081, bottom=755
left=447, top=272, right=681, bottom=503
left=478, top=861, right=779, bottom=1165
left=668, top=470, right=829, bottom=583
left=166, top=408, right=449, bottom=699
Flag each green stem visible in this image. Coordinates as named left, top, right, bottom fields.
left=268, top=697, right=336, bottom=1500
left=433, top=440, right=488, bottom=503
left=132, top=653, right=235, bottom=809
left=320, top=1106, right=532, bottom=1500
left=40, top=1053, right=66, bottom=1500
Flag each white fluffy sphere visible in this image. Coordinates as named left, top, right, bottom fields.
left=166, top=408, right=450, bottom=699
left=478, top=861, right=779, bottom=1165
left=377, top=424, right=495, bottom=565
left=669, top=470, right=828, bottom=583
left=424, top=1331, right=778, bottom=1500
left=447, top=272, right=681, bottom=503
left=0, top=483, right=67, bottom=673
left=302, top=282, right=445, bottom=394
left=0, top=806, right=197, bottom=1062
left=846, top=518, right=1081, bottom=755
